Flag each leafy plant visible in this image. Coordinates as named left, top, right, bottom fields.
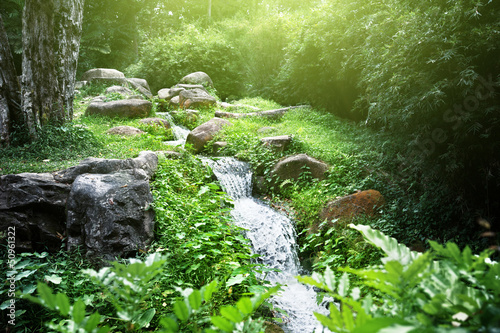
left=300, top=224, right=500, bottom=332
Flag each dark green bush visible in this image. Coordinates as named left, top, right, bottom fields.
left=126, top=23, right=244, bottom=99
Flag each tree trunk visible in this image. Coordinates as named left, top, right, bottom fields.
left=0, top=15, right=22, bottom=147
left=21, top=0, right=84, bottom=140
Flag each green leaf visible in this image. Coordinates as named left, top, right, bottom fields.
left=352, top=318, right=410, bottom=333
left=236, top=297, right=253, bottom=315
left=37, top=282, right=56, bottom=309
left=211, top=316, right=234, bottom=332
left=203, top=280, right=219, bottom=302
left=72, top=299, right=86, bottom=324
left=173, top=300, right=190, bottom=322
left=350, top=224, right=419, bottom=265
left=55, top=293, right=70, bottom=316
left=15, top=270, right=36, bottom=281
left=134, top=308, right=156, bottom=328
left=84, top=312, right=102, bottom=331
left=160, top=316, right=179, bottom=332
left=188, top=290, right=202, bottom=311
left=314, top=312, right=337, bottom=331
left=0, top=300, right=12, bottom=310
left=220, top=305, right=243, bottom=323
left=338, top=272, right=350, bottom=298
left=45, top=274, right=63, bottom=284
left=226, top=274, right=247, bottom=287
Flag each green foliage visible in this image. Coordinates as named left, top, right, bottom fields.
left=300, top=224, right=500, bottom=332
left=160, top=282, right=279, bottom=333
left=126, top=23, right=244, bottom=99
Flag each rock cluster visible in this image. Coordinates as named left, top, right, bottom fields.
left=157, top=72, right=217, bottom=109
left=0, top=152, right=158, bottom=263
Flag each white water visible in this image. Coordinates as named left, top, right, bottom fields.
left=204, top=157, right=329, bottom=332
left=157, top=112, right=190, bottom=146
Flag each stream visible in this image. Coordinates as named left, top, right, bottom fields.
left=159, top=112, right=329, bottom=332
left=204, top=157, right=329, bottom=333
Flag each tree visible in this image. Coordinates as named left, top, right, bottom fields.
left=21, top=0, right=84, bottom=140
left=0, top=15, right=22, bottom=147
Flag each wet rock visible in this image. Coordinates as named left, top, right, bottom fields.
left=85, top=99, right=152, bottom=118
left=66, top=170, right=155, bottom=262
left=179, top=71, right=214, bottom=88
left=272, top=154, right=328, bottom=182
left=186, top=118, right=232, bottom=153
left=0, top=173, right=70, bottom=252
left=107, top=126, right=144, bottom=136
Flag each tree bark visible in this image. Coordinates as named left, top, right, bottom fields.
left=21, top=0, right=84, bottom=140
left=0, top=15, right=22, bottom=147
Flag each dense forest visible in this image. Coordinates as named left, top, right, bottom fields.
left=1, top=0, right=500, bottom=332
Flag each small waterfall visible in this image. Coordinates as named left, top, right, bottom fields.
left=204, top=157, right=328, bottom=332
left=157, top=112, right=190, bottom=146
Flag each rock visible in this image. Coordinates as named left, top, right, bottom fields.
left=218, top=102, right=260, bottom=111
left=179, top=88, right=217, bottom=109
left=186, top=118, right=232, bottom=153
left=82, top=68, right=125, bottom=81
left=179, top=71, right=214, bottom=88
left=264, top=321, right=285, bottom=333
left=75, top=81, right=88, bottom=89
left=158, top=88, right=185, bottom=100
left=272, top=154, right=328, bottom=182
left=127, top=78, right=153, bottom=98
left=171, top=109, right=199, bottom=123
left=169, top=95, right=180, bottom=108
left=261, top=135, right=291, bottom=153
left=0, top=173, right=70, bottom=252
left=213, top=141, right=227, bottom=154
left=319, top=190, right=385, bottom=227
left=105, top=85, right=134, bottom=97
left=174, top=84, right=208, bottom=91
left=85, top=99, right=152, bottom=118
left=155, top=151, right=182, bottom=160
left=139, top=117, right=171, bottom=129
left=216, top=105, right=309, bottom=120
left=66, top=170, right=155, bottom=262
left=107, top=126, right=144, bottom=136
left=54, top=151, right=158, bottom=184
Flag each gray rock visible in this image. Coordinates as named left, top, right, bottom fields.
left=105, top=85, right=134, bottom=97
left=169, top=95, right=180, bottom=108
left=85, top=99, right=152, bottom=118
left=82, top=68, right=125, bottom=81
left=139, top=117, right=171, bottom=129
left=66, top=170, right=155, bottom=262
left=213, top=141, right=227, bottom=154
left=173, top=84, right=207, bottom=91
left=179, top=88, right=217, bottom=109
left=261, top=135, right=291, bottom=153
left=158, top=88, right=185, bottom=100
left=186, top=118, right=232, bottom=153
left=0, top=173, right=70, bottom=252
left=179, top=72, right=214, bottom=88
left=127, top=78, right=153, bottom=98
left=53, top=151, right=158, bottom=184
left=271, top=154, right=328, bottom=182
left=75, top=81, right=88, bottom=89
left=107, top=126, right=144, bottom=136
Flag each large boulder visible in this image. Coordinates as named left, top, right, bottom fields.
left=0, top=173, right=71, bottom=252
left=85, top=99, right=152, bottom=118
left=82, top=68, right=125, bottom=81
left=179, top=88, right=217, bottom=109
left=158, top=88, right=185, bottom=100
left=186, top=118, right=232, bottom=153
left=319, top=189, right=386, bottom=226
left=271, top=154, right=328, bottom=182
left=66, top=170, right=155, bottom=262
left=179, top=71, right=214, bottom=88
left=53, top=151, right=158, bottom=184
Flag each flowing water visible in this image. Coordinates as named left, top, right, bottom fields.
left=157, top=112, right=190, bottom=146
left=204, top=157, right=329, bottom=333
